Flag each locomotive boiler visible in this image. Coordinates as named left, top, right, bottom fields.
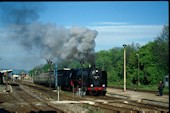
left=33, top=67, right=107, bottom=96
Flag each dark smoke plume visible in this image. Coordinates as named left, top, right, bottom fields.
left=0, top=2, right=98, bottom=66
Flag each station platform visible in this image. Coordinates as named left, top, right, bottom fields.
left=106, top=87, right=169, bottom=107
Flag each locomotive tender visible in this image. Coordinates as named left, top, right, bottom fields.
left=33, top=68, right=107, bottom=96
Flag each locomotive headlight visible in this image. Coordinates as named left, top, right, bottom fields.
left=90, top=84, right=93, bottom=87
left=102, top=84, right=105, bottom=87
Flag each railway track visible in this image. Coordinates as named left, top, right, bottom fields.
left=11, top=81, right=90, bottom=113
left=4, top=83, right=64, bottom=113
left=16, top=80, right=169, bottom=113
left=86, top=95, right=168, bottom=112
left=8, top=85, right=41, bottom=112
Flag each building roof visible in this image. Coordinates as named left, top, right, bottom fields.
left=0, top=69, right=13, bottom=73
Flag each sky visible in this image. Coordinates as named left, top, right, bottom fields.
left=0, top=1, right=169, bottom=71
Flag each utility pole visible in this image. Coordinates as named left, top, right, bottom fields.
left=79, top=59, right=84, bottom=97
left=123, top=44, right=127, bottom=92
left=54, top=63, right=58, bottom=89
left=136, top=54, right=140, bottom=86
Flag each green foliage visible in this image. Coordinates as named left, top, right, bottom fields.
left=29, top=25, right=169, bottom=90
left=137, top=25, right=169, bottom=85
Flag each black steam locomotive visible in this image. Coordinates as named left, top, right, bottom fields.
left=33, top=68, right=107, bottom=96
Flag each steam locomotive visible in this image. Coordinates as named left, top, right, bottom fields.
left=33, top=68, right=107, bottom=96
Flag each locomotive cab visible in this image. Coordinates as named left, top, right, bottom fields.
left=57, top=69, right=73, bottom=90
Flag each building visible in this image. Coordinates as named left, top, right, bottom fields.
left=164, top=75, right=169, bottom=87
left=12, top=74, right=21, bottom=80
left=0, top=69, right=13, bottom=84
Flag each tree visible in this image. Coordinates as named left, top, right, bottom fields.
left=152, top=25, right=169, bottom=74
left=138, top=25, right=169, bottom=85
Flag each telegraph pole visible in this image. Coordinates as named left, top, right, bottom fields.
left=123, top=44, right=127, bottom=92
left=136, top=54, right=140, bottom=86
left=54, top=63, right=58, bottom=89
